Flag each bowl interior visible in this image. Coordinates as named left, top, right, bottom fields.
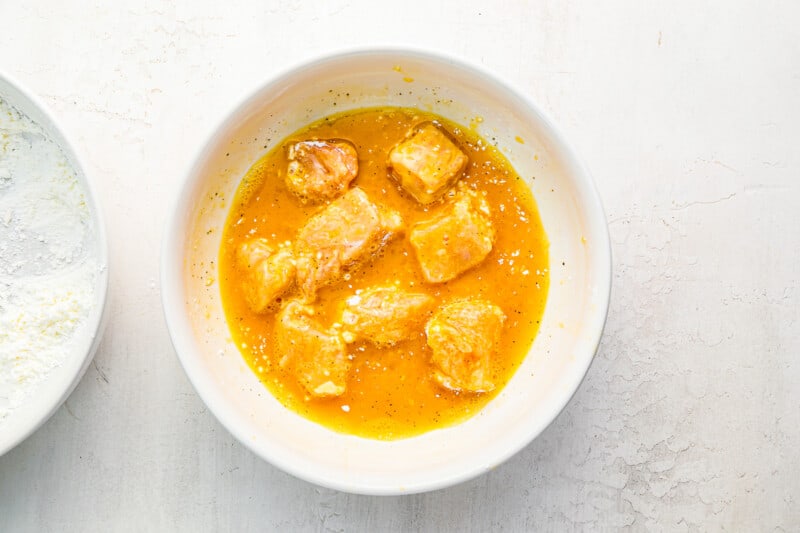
left=0, top=73, right=109, bottom=456
left=163, top=50, right=610, bottom=494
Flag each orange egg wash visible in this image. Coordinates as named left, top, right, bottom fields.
left=219, top=107, right=549, bottom=440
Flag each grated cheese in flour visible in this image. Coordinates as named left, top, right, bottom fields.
left=0, top=95, right=98, bottom=422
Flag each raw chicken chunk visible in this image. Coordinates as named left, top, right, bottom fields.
left=295, top=187, right=404, bottom=298
left=285, top=139, right=359, bottom=203
left=275, top=300, right=350, bottom=397
left=236, top=238, right=296, bottom=313
left=425, top=298, right=506, bottom=393
left=339, top=285, right=435, bottom=346
left=409, top=190, right=495, bottom=283
left=387, top=121, right=468, bottom=204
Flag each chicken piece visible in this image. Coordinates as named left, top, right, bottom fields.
left=339, top=285, right=435, bottom=346
left=236, top=238, right=296, bottom=313
left=425, top=298, right=506, bottom=393
left=275, top=300, right=350, bottom=398
left=285, top=139, right=359, bottom=203
left=295, top=187, right=404, bottom=298
left=409, top=190, right=495, bottom=283
left=387, top=121, right=468, bottom=204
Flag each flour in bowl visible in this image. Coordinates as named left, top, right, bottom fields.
left=0, top=96, right=99, bottom=423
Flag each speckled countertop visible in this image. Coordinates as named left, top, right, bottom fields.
left=0, top=1, right=797, bottom=531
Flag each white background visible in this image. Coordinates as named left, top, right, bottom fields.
left=1, top=1, right=798, bottom=530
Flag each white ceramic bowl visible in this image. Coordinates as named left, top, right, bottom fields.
left=162, top=48, right=611, bottom=494
left=0, top=71, right=109, bottom=456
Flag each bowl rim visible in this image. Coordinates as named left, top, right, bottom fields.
left=0, top=69, right=110, bottom=457
left=161, top=45, right=612, bottom=495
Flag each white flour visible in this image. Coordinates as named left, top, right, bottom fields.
left=0, top=96, right=98, bottom=422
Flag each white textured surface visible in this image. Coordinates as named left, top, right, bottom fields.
left=0, top=1, right=798, bottom=530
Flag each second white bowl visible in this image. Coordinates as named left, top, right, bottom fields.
left=0, top=71, right=109, bottom=457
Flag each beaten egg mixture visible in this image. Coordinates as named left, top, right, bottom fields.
left=219, top=107, right=549, bottom=439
